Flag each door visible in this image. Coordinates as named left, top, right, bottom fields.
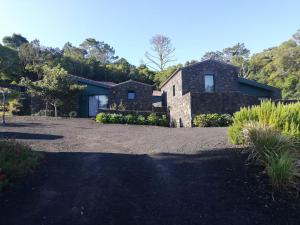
left=89, top=96, right=98, bottom=117
left=88, top=95, right=108, bottom=117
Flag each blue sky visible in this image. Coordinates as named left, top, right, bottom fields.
left=1, top=0, right=300, bottom=66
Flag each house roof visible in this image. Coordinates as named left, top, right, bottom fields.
left=112, top=79, right=154, bottom=87
left=70, top=75, right=116, bottom=88
left=160, top=59, right=238, bottom=88
left=238, top=77, right=279, bottom=92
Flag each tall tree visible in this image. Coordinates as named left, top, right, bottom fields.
left=201, top=43, right=250, bottom=77
left=145, top=34, right=176, bottom=71
left=201, top=51, right=225, bottom=61
left=2, top=33, right=28, bottom=49
left=80, top=38, right=118, bottom=64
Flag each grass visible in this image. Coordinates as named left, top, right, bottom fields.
left=0, top=140, right=42, bottom=191
left=243, top=122, right=298, bottom=191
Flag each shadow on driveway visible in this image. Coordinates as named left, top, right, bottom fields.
left=0, top=150, right=299, bottom=225
left=0, top=132, right=63, bottom=140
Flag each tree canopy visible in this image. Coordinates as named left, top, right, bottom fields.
left=1, top=31, right=300, bottom=99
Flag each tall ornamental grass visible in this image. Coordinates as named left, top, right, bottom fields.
left=243, top=123, right=297, bottom=191
left=229, top=101, right=300, bottom=145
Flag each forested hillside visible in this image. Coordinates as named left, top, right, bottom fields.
left=1, top=31, right=299, bottom=99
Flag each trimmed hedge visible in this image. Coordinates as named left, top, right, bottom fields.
left=96, top=112, right=168, bottom=127
left=193, top=113, right=233, bottom=127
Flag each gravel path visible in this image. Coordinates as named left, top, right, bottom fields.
left=1, top=116, right=234, bottom=154
left=0, top=117, right=299, bottom=225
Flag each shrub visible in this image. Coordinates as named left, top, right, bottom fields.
left=147, top=113, right=158, bottom=125
left=95, top=112, right=168, bottom=127
left=193, top=113, right=232, bottom=127
left=0, top=140, right=42, bottom=191
left=108, top=113, right=123, bottom=124
left=136, top=115, right=146, bottom=125
left=229, top=101, right=300, bottom=144
left=95, top=112, right=108, bottom=123
left=125, top=114, right=135, bottom=124
left=158, top=115, right=168, bottom=127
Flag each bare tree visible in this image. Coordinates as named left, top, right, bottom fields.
left=145, top=34, right=176, bottom=71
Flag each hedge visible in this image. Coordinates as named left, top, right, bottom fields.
left=96, top=112, right=168, bottom=127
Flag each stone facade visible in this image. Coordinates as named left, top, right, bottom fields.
left=181, top=60, right=239, bottom=95
left=160, top=59, right=265, bottom=127
left=190, top=92, right=259, bottom=116
left=109, top=80, right=153, bottom=111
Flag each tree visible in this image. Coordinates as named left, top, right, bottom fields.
left=2, top=33, right=28, bottom=49
left=145, top=34, right=176, bottom=71
left=154, top=64, right=182, bottom=86
left=247, top=39, right=300, bottom=99
left=201, top=43, right=251, bottom=77
left=80, top=38, right=118, bottom=64
left=292, top=29, right=300, bottom=45
left=222, top=43, right=250, bottom=61
left=201, top=51, right=225, bottom=61
left=0, top=45, right=21, bottom=83
left=22, top=65, right=86, bottom=117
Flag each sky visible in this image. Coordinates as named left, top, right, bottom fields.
left=1, top=0, right=300, bottom=66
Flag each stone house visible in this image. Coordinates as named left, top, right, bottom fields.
left=160, top=59, right=281, bottom=127
left=71, top=76, right=155, bottom=117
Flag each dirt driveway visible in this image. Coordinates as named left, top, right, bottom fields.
left=1, top=116, right=233, bottom=154
left=0, top=117, right=299, bottom=225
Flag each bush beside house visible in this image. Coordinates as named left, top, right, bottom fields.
left=96, top=112, right=168, bottom=127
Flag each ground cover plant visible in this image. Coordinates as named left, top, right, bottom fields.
left=193, top=113, right=232, bottom=127
left=96, top=112, right=168, bottom=127
left=228, top=101, right=300, bottom=191
left=0, top=140, right=42, bottom=191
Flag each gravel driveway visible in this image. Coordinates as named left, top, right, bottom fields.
left=1, top=116, right=233, bottom=154
left=0, top=117, right=299, bottom=225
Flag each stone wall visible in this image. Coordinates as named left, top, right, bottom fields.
left=109, top=80, right=153, bottom=111
left=160, top=70, right=192, bottom=127
left=190, top=91, right=259, bottom=116
left=181, top=60, right=239, bottom=95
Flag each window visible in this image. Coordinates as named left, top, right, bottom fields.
left=173, top=85, right=176, bottom=96
left=204, top=75, right=214, bottom=92
left=97, top=95, right=108, bottom=109
left=127, top=91, right=136, bottom=100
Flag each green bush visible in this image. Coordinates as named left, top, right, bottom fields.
left=158, top=115, right=168, bottom=127
left=0, top=140, right=42, bottom=191
left=229, top=101, right=300, bottom=144
left=136, top=115, right=146, bottom=125
left=95, top=112, right=108, bottom=123
left=147, top=113, right=158, bottom=125
left=95, top=112, right=168, bottom=127
left=193, top=113, right=232, bottom=127
left=125, top=114, right=135, bottom=124
left=108, top=113, right=123, bottom=124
